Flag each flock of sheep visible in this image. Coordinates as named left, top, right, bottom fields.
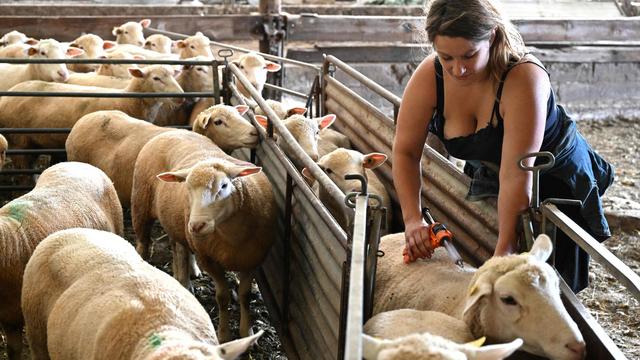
left=0, top=18, right=588, bottom=360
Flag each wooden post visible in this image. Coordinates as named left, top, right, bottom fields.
left=259, top=0, right=285, bottom=100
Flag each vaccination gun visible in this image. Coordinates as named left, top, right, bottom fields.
left=403, top=207, right=464, bottom=268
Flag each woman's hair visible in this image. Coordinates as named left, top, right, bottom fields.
left=424, top=0, right=526, bottom=82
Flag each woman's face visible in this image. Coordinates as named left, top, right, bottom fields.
left=433, top=35, right=492, bottom=83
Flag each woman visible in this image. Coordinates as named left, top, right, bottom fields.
left=392, top=0, right=614, bottom=292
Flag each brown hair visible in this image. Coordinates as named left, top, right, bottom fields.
left=424, top=0, right=526, bottom=82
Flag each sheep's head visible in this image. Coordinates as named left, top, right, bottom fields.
left=144, top=34, right=173, bottom=54
left=68, top=34, right=116, bottom=72
left=254, top=99, right=306, bottom=121
left=157, top=159, right=261, bottom=237
left=462, top=234, right=585, bottom=360
left=127, top=65, right=184, bottom=105
left=192, top=104, right=258, bottom=152
left=143, top=330, right=263, bottom=360
left=363, top=333, right=523, bottom=360
left=303, top=148, right=387, bottom=192
left=177, top=32, right=213, bottom=59
left=97, top=50, right=142, bottom=78
left=178, top=56, right=215, bottom=93
left=0, top=30, right=37, bottom=47
left=112, top=19, right=150, bottom=46
left=27, top=39, right=84, bottom=83
left=233, top=52, right=281, bottom=97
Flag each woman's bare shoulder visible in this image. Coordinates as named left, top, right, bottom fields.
left=403, top=53, right=439, bottom=109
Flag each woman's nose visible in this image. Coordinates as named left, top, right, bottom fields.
left=453, top=62, right=466, bottom=76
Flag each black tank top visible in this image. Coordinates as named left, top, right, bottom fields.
left=428, top=56, right=563, bottom=165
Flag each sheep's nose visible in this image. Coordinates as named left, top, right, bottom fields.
left=57, top=70, right=68, bottom=81
left=190, top=222, right=206, bottom=234
left=250, top=130, right=258, bottom=137
left=566, top=341, right=586, bottom=359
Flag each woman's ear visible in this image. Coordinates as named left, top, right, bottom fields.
left=490, top=27, right=497, bottom=46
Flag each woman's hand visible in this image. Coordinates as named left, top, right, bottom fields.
left=404, top=219, right=434, bottom=262
left=493, top=237, right=517, bottom=257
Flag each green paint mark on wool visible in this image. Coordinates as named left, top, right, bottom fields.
left=149, top=333, right=164, bottom=348
left=6, top=200, right=32, bottom=222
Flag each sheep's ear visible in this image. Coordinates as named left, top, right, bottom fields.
left=530, top=234, right=553, bottom=262
left=463, top=273, right=493, bottom=316
left=235, top=105, right=249, bottom=116
left=317, top=114, right=336, bottom=130
left=133, top=55, right=145, bottom=60
left=216, top=330, right=263, bottom=360
left=255, top=115, right=269, bottom=128
left=471, top=338, right=523, bottom=360
left=66, top=47, right=84, bottom=57
left=157, top=169, right=190, bottom=182
left=103, top=40, right=117, bottom=50
left=173, top=68, right=181, bottom=77
left=301, top=167, right=315, bottom=182
left=265, top=61, right=281, bottom=72
left=176, top=40, right=186, bottom=49
left=27, top=47, right=38, bottom=56
left=363, top=153, right=387, bottom=169
left=287, top=107, right=307, bottom=116
left=196, top=114, right=211, bottom=129
left=112, top=27, right=122, bottom=36
left=362, top=334, right=385, bottom=360
left=128, top=67, right=145, bottom=78
left=465, top=337, right=486, bottom=347
left=229, top=165, right=262, bottom=178
left=25, top=38, right=39, bottom=45
left=140, top=19, right=152, bottom=28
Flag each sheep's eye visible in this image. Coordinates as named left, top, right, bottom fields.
left=190, top=45, right=195, bottom=49
left=196, top=67, right=206, bottom=72
left=40, top=51, right=45, bottom=56
left=221, top=183, right=228, bottom=189
left=124, top=31, right=129, bottom=34
left=152, top=76, right=161, bottom=81
left=214, top=119, right=223, bottom=126
left=501, top=296, right=518, bottom=306
left=325, top=168, right=333, bottom=175
left=239, top=64, right=244, bottom=70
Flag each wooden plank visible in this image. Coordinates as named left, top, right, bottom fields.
left=287, top=15, right=640, bottom=43
left=287, top=43, right=640, bottom=63
left=0, top=15, right=261, bottom=42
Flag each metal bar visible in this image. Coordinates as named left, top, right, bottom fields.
left=282, top=173, right=294, bottom=332
left=0, top=169, right=42, bottom=175
left=343, top=194, right=368, bottom=360
left=325, top=55, right=401, bottom=107
left=228, top=62, right=347, bottom=211
left=541, top=204, right=640, bottom=301
left=0, top=91, right=207, bottom=98
left=264, top=83, right=308, bottom=98
left=0, top=58, right=217, bottom=65
left=6, top=149, right=66, bottom=155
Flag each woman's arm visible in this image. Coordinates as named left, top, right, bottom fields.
left=392, top=54, right=438, bottom=261
left=495, top=61, right=550, bottom=256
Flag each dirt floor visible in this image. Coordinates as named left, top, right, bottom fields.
left=0, top=118, right=638, bottom=360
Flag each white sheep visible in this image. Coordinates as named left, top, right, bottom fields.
left=0, top=39, right=84, bottom=91
left=144, top=34, right=174, bottom=54
left=112, top=18, right=151, bottom=46
left=253, top=99, right=307, bottom=120
left=0, top=134, right=8, bottom=170
left=302, top=148, right=392, bottom=232
left=65, top=72, right=130, bottom=89
left=318, top=126, right=352, bottom=157
left=363, top=332, right=523, bottom=360
left=107, top=44, right=179, bottom=61
left=96, top=49, right=144, bottom=78
left=22, top=228, right=262, bottom=360
left=255, top=113, right=336, bottom=166
left=66, top=105, right=258, bottom=207
left=0, top=30, right=37, bottom=47
left=364, top=309, right=474, bottom=344
left=0, top=43, right=31, bottom=59
left=131, top=130, right=276, bottom=342
left=67, top=33, right=117, bottom=73
left=374, top=233, right=586, bottom=360
left=176, top=31, right=214, bottom=59
left=0, top=162, right=123, bottom=359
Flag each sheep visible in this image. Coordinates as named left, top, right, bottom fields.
left=67, top=33, right=117, bottom=73
left=65, top=72, right=130, bottom=89
left=0, top=30, right=37, bottom=47
left=0, top=65, right=183, bottom=150
left=96, top=49, right=144, bottom=78
left=233, top=52, right=281, bottom=98
left=22, top=228, right=263, bottom=360
left=66, top=105, right=257, bottom=207
left=153, top=56, right=217, bottom=127
left=144, top=34, right=174, bottom=54
left=374, top=233, right=586, bottom=360
left=131, top=130, right=276, bottom=342
left=364, top=309, right=474, bottom=344
left=0, top=39, right=84, bottom=91
left=176, top=31, right=214, bottom=59
left=0, top=162, right=123, bottom=359
left=363, top=332, right=523, bottom=360
left=0, top=134, right=7, bottom=170
left=318, top=126, right=352, bottom=158
left=0, top=43, right=31, bottom=59
left=302, top=148, right=392, bottom=233
left=255, top=113, right=336, bottom=166
left=253, top=99, right=307, bottom=120
left=112, top=18, right=151, bottom=46
left=108, top=43, right=179, bottom=62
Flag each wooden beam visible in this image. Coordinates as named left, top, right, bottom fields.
left=286, top=43, right=640, bottom=63
left=0, top=15, right=261, bottom=42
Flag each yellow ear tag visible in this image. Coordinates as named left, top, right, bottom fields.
left=468, top=284, right=477, bottom=296
left=465, top=337, right=486, bottom=348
